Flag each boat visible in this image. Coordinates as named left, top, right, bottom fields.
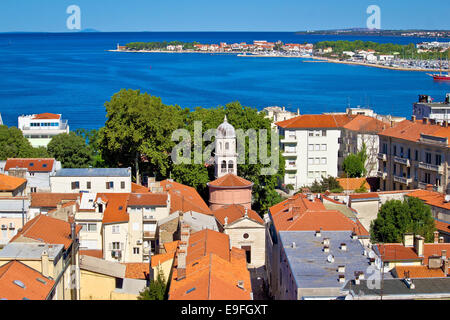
left=428, top=50, right=450, bottom=81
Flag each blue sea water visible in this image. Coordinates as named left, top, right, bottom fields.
left=0, top=32, right=449, bottom=130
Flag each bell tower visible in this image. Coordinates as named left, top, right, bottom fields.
left=215, top=116, right=237, bottom=178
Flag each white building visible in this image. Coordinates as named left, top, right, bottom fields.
left=50, top=168, right=132, bottom=193
left=277, top=114, right=349, bottom=190
left=18, top=113, right=69, bottom=148
left=413, top=93, right=450, bottom=124
left=215, top=116, right=237, bottom=178
left=262, top=106, right=299, bottom=130
left=4, top=158, right=61, bottom=193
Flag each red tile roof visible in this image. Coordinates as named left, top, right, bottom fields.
left=337, top=178, right=370, bottom=191
left=407, top=189, right=450, bottom=211
left=99, top=193, right=130, bottom=225
left=213, top=204, right=264, bottom=226
left=207, top=173, right=253, bottom=188
left=435, top=220, right=450, bottom=234
left=377, top=243, right=450, bottom=264
left=5, top=158, right=55, bottom=172
left=276, top=114, right=354, bottom=129
left=30, top=193, right=79, bottom=208
left=343, top=115, right=387, bottom=133
left=128, top=193, right=168, bottom=206
left=349, top=192, right=379, bottom=200
left=160, top=180, right=212, bottom=215
left=394, top=265, right=446, bottom=279
left=379, top=119, right=450, bottom=146
left=269, top=193, right=369, bottom=236
left=169, top=229, right=251, bottom=300
left=32, top=113, right=60, bottom=120
left=0, top=260, right=55, bottom=300
left=0, top=174, right=26, bottom=191
left=151, top=240, right=179, bottom=268
left=124, top=263, right=149, bottom=280
left=79, top=249, right=103, bottom=259
left=10, top=214, right=81, bottom=250
left=131, top=183, right=150, bottom=193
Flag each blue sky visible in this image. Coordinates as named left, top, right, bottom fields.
left=1, top=0, right=449, bottom=32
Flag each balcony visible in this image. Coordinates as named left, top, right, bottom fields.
left=143, top=215, right=157, bottom=222
left=377, top=171, right=387, bottom=179
left=377, top=153, right=387, bottom=161
left=394, top=156, right=410, bottom=167
left=418, top=162, right=444, bottom=174
left=393, top=175, right=412, bottom=185
left=282, top=149, right=297, bottom=157
left=285, top=165, right=297, bottom=171
left=281, top=136, right=297, bottom=144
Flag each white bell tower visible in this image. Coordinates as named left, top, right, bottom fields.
left=215, top=116, right=237, bottom=178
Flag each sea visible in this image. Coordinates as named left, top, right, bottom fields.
left=0, top=31, right=449, bottom=130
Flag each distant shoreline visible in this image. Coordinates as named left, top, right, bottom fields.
left=109, top=49, right=445, bottom=73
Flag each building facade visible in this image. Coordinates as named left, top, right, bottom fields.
left=18, top=113, right=69, bottom=148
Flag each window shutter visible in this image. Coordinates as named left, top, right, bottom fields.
left=106, top=182, right=109, bottom=189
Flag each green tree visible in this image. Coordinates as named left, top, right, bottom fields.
left=75, top=128, right=105, bottom=167
left=138, top=268, right=166, bottom=300
left=354, top=182, right=368, bottom=193
left=0, top=125, right=49, bottom=159
left=98, top=89, right=186, bottom=182
left=370, top=197, right=436, bottom=243
left=343, top=145, right=367, bottom=178
left=47, top=132, right=94, bottom=168
left=306, top=175, right=343, bottom=193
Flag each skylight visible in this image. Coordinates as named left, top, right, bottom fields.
left=13, top=280, right=26, bottom=289
left=186, top=287, right=196, bottom=294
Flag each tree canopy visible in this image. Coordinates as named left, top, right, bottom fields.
left=138, top=268, right=166, bottom=300
left=342, top=144, right=367, bottom=178
left=47, top=132, right=94, bottom=168
left=306, top=175, right=343, bottom=193
left=0, top=125, right=49, bottom=159
left=370, top=197, right=436, bottom=243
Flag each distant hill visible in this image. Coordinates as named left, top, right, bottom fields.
left=296, top=28, right=450, bottom=38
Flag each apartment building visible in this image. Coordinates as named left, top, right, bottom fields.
left=413, top=93, right=450, bottom=124
left=18, top=113, right=69, bottom=148
left=377, top=117, right=450, bottom=193
left=265, top=193, right=369, bottom=299
left=0, top=215, right=82, bottom=300
left=262, top=106, right=299, bottom=130
left=50, top=168, right=132, bottom=193
left=4, top=158, right=61, bottom=193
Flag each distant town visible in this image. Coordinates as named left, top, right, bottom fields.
left=295, top=28, right=450, bottom=39
left=113, top=39, right=450, bottom=72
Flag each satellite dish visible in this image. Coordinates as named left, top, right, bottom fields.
left=327, top=254, right=334, bottom=263
left=368, top=251, right=375, bottom=259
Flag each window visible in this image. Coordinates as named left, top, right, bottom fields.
left=315, top=144, right=320, bottom=151
left=322, top=130, right=327, bottom=137
left=308, top=158, right=314, bottom=165
left=106, top=181, right=114, bottom=189
left=112, top=225, right=120, bottom=234
left=121, top=181, right=125, bottom=189
left=321, top=144, right=327, bottom=151
left=308, top=144, right=314, bottom=151
left=115, top=278, right=123, bottom=289
left=321, top=158, right=327, bottom=165
left=133, top=247, right=140, bottom=254
left=88, top=224, right=97, bottom=232
left=393, top=145, right=397, bottom=156
left=321, top=171, right=327, bottom=177
left=98, top=204, right=103, bottom=213
left=314, top=158, right=320, bottom=164
left=393, top=164, right=397, bottom=175
left=71, top=181, right=80, bottom=190
left=424, top=173, right=431, bottom=184
left=79, top=223, right=87, bottom=231
left=308, top=171, right=314, bottom=178
left=112, top=242, right=121, bottom=249
left=315, top=131, right=320, bottom=137
left=221, top=160, right=227, bottom=173
left=86, top=181, right=91, bottom=189
left=425, top=152, right=432, bottom=164
left=436, top=154, right=442, bottom=166
left=30, top=187, right=37, bottom=193
left=308, top=131, right=314, bottom=137
left=415, top=150, right=419, bottom=161
left=243, top=233, right=249, bottom=239
left=407, top=148, right=411, bottom=159
left=225, top=142, right=229, bottom=150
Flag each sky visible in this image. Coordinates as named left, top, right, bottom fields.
left=0, top=0, right=449, bottom=32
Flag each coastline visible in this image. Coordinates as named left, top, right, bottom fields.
left=109, top=49, right=445, bottom=73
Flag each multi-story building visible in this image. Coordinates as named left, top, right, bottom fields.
left=4, top=158, right=61, bottom=193
left=265, top=193, right=370, bottom=299
left=50, top=168, right=132, bottom=193
left=413, top=93, right=450, bottom=124
left=276, top=114, right=352, bottom=189
left=18, top=113, right=69, bottom=148
left=0, top=215, right=82, bottom=300
left=262, top=106, right=299, bottom=130
left=377, top=117, right=450, bottom=193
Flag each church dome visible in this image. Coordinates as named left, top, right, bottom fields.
left=217, top=115, right=236, bottom=138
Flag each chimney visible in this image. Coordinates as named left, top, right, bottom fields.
left=414, top=235, right=424, bottom=257
left=338, top=274, right=346, bottom=283
left=434, top=231, right=440, bottom=244
left=180, top=224, right=190, bottom=242
left=315, top=229, right=322, bottom=237
left=237, top=280, right=245, bottom=290
left=390, top=120, right=394, bottom=128
left=444, top=121, right=449, bottom=128
left=425, top=184, right=433, bottom=191
left=411, top=115, right=416, bottom=122
left=177, top=250, right=187, bottom=280
left=430, top=118, right=436, bottom=125
left=340, top=243, right=347, bottom=251
left=224, top=216, right=228, bottom=227
left=423, top=117, right=429, bottom=125
left=244, top=207, right=248, bottom=218
left=403, top=233, right=414, bottom=247
left=338, top=265, right=346, bottom=273
left=41, top=247, right=49, bottom=278
left=439, top=236, right=444, bottom=244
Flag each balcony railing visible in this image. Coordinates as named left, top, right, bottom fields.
left=282, top=149, right=297, bottom=157
left=281, top=136, right=297, bottom=144
left=394, top=156, right=410, bottom=167
left=285, top=165, right=297, bottom=171
left=418, top=162, right=444, bottom=174
left=393, top=175, right=412, bottom=185
left=377, top=153, right=387, bottom=161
